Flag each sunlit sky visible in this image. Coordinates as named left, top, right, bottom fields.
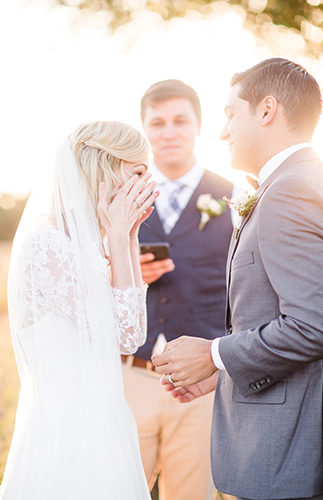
left=1, top=0, right=323, bottom=194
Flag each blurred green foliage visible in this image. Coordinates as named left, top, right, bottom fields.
left=55, top=0, right=323, bottom=56
left=0, top=194, right=29, bottom=241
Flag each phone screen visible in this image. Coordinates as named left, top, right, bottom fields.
left=140, top=242, right=170, bottom=261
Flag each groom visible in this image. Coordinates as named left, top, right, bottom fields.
left=152, top=58, right=323, bottom=500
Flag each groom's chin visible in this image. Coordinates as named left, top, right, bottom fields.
left=230, top=156, right=254, bottom=175
left=230, top=161, right=247, bottom=172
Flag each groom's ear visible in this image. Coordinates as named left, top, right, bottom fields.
left=258, top=96, right=278, bottom=127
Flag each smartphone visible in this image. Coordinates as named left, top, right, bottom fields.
left=140, top=242, right=170, bottom=261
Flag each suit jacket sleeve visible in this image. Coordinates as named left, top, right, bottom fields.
left=219, top=172, right=323, bottom=398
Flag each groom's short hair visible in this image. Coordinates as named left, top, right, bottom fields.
left=140, top=79, right=201, bottom=122
left=231, top=58, right=322, bottom=136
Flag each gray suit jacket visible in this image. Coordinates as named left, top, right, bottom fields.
left=211, top=148, right=323, bottom=499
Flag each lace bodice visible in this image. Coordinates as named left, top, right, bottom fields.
left=13, top=224, right=148, bottom=397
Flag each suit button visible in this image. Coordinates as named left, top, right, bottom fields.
left=266, top=376, right=273, bottom=383
left=259, top=378, right=266, bottom=386
left=250, top=383, right=257, bottom=390
left=160, top=297, right=168, bottom=304
left=158, top=317, right=165, bottom=325
left=149, top=337, right=155, bottom=344
left=227, top=327, right=232, bottom=335
left=255, top=381, right=261, bottom=389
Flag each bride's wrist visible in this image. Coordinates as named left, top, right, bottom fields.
left=107, top=231, right=130, bottom=247
left=129, top=236, right=139, bottom=246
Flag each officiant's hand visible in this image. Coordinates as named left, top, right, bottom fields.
left=139, top=253, right=175, bottom=285
left=152, top=336, right=217, bottom=387
left=161, top=371, right=218, bottom=403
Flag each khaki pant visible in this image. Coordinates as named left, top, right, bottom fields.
left=122, top=359, right=216, bottom=500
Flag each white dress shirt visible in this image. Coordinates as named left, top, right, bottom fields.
left=149, top=161, right=205, bottom=231
left=211, top=143, right=312, bottom=370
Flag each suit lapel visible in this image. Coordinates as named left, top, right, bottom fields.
left=225, top=184, right=269, bottom=328
left=225, top=147, right=319, bottom=329
left=228, top=183, right=269, bottom=263
left=227, top=147, right=319, bottom=265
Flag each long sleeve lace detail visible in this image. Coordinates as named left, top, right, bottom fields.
left=13, top=223, right=147, bottom=400
left=12, top=225, right=84, bottom=399
left=111, top=285, right=148, bottom=355
left=16, top=225, right=79, bottom=331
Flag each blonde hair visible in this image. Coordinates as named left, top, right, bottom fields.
left=69, top=121, right=150, bottom=218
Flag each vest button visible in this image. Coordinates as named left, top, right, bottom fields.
left=160, top=297, right=168, bottom=304
left=158, top=317, right=166, bottom=325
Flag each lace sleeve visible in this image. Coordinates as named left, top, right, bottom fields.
left=15, top=225, right=79, bottom=331
left=111, top=285, right=148, bottom=355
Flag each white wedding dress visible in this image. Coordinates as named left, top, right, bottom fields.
left=0, top=141, right=151, bottom=500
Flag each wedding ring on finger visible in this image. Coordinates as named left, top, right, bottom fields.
left=168, top=374, right=175, bottom=385
left=134, top=199, right=141, bottom=208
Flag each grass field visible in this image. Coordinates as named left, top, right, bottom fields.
left=0, top=241, right=20, bottom=484
left=0, top=311, right=19, bottom=484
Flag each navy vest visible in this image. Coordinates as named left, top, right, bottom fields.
left=137, top=169, right=233, bottom=360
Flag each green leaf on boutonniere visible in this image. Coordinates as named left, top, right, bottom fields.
left=223, top=191, right=258, bottom=239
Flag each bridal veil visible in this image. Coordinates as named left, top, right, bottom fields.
left=1, top=137, right=150, bottom=499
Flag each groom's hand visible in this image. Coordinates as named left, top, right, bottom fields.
left=151, top=336, right=217, bottom=387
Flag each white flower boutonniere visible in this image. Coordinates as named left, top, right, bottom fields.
left=196, top=194, right=227, bottom=231
left=223, top=191, right=258, bottom=239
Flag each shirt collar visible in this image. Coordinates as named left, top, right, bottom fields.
left=149, top=161, right=204, bottom=189
left=258, top=143, right=311, bottom=186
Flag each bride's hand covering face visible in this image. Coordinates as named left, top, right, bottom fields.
left=69, top=120, right=158, bottom=242
left=69, top=120, right=158, bottom=291
left=98, top=168, right=158, bottom=242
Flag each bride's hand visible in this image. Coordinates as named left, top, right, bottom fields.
left=128, top=174, right=160, bottom=242
left=98, top=173, right=158, bottom=240
left=129, top=206, right=154, bottom=242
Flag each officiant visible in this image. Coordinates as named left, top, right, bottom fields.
left=122, top=79, right=233, bottom=500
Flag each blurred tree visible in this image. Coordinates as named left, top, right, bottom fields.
left=0, top=194, right=29, bottom=241
left=54, top=0, right=323, bottom=56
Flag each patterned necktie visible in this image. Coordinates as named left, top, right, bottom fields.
left=161, top=183, right=186, bottom=235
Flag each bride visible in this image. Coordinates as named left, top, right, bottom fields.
left=0, top=121, right=158, bottom=499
